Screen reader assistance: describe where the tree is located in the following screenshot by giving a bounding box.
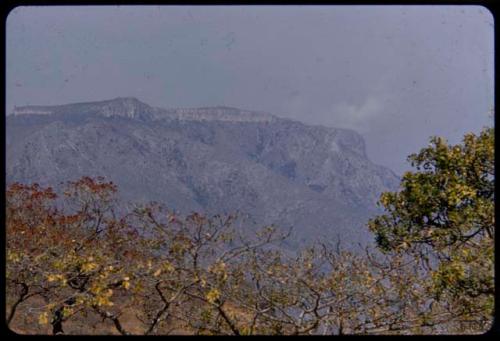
[368,126,494,333]
[6,177,146,334]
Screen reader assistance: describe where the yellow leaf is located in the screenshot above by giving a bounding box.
[47,274,58,282]
[96,296,113,307]
[38,312,49,325]
[206,288,220,304]
[62,306,73,318]
[81,262,97,273]
[162,261,175,273]
[7,251,20,262]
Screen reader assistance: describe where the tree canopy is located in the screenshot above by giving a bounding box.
[368,126,494,331]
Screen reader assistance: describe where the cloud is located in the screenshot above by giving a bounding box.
[330,95,385,132]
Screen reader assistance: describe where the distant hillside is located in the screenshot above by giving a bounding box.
[6,97,400,250]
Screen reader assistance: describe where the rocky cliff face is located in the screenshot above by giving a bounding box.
[7,97,400,250]
[13,98,276,123]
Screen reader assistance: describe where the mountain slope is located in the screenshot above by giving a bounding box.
[6,97,400,249]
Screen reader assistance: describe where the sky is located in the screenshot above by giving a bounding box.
[6,5,494,175]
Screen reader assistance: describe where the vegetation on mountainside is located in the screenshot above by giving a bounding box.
[6,127,494,334]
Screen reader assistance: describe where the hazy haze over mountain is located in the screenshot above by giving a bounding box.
[6,5,494,175]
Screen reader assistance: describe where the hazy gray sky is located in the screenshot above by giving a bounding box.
[6,5,494,174]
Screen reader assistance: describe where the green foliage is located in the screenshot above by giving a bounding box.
[368,126,494,331]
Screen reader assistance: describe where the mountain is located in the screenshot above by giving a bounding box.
[6,97,400,250]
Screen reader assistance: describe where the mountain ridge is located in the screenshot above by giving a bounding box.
[10,97,374,158]
[11,97,278,123]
